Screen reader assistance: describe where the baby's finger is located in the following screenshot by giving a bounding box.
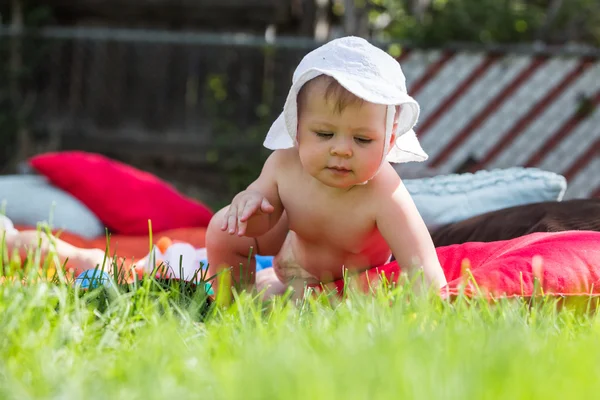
[221,206,235,230]
[237,200,248,217]
[220,210,230,231]
[237,219,247,236]
[260,198,274,213]
[239,199,260,222]
[226,209,238,234]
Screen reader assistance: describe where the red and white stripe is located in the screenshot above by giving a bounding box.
[494,63,600,169]
[422,54,538,168]
[536,98,600,174]
[400,50,600,199]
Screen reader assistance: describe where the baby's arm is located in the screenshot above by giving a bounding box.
[375,180,447,293]
[223,151,284,237]
[3,229,112,278]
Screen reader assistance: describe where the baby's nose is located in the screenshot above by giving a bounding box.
[330,139,353,157]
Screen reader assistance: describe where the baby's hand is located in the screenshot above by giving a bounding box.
[221,190,275,236]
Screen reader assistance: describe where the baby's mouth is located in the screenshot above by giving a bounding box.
[327,166,352,173]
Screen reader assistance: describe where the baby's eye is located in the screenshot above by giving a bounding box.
[354,137,372,144]
[315,132,333,138]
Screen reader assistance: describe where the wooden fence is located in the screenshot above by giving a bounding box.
[1,27,598,206]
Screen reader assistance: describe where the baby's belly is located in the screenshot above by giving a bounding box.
[272,231,391,285]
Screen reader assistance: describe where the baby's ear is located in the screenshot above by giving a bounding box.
[388,128,397,151]
[388,118,398,149]
[388,105,401,149]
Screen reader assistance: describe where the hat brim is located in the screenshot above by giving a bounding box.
[263,69,428,163]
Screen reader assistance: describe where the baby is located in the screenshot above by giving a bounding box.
[0,215,170,283]
[206,36,447,298]
[0,215,113,279]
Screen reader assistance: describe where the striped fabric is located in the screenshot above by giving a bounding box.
[399,50,600,199]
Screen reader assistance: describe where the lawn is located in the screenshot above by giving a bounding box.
[1,242,599,400]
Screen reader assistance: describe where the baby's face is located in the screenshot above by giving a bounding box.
[296,80,389,189]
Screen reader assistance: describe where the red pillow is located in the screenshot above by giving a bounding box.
[439,231,600,299]
[313,231,600,299]
[29,151,213,235]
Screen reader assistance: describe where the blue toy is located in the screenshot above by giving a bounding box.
[75,269,112,289]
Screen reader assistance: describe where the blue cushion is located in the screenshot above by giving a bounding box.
[403,167,567,230]
[0,175,105,239]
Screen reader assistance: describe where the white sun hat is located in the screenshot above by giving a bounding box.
[263,36,428,164]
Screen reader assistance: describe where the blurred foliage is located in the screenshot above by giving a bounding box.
[1,0,598,205]
[0,3,53,171]
[338,0,600,46]
[202,68,274,208]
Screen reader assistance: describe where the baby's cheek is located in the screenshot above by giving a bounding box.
[298,145,313,160]
[364,148,384,171]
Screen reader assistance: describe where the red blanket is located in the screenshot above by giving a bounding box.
[312,231,600,299]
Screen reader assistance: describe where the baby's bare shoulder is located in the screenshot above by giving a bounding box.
[266,148,299,169]
[365,165,402,198]
[265,149,303,197]
[365,165,420,223]
[261,149,299,178]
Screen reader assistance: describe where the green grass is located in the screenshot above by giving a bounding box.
[1,242,600,399]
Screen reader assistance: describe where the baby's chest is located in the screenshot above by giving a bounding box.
[283,196,375,248]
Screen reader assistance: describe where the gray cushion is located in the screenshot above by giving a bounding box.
[402,167,567,230]
[0,175,105,239]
